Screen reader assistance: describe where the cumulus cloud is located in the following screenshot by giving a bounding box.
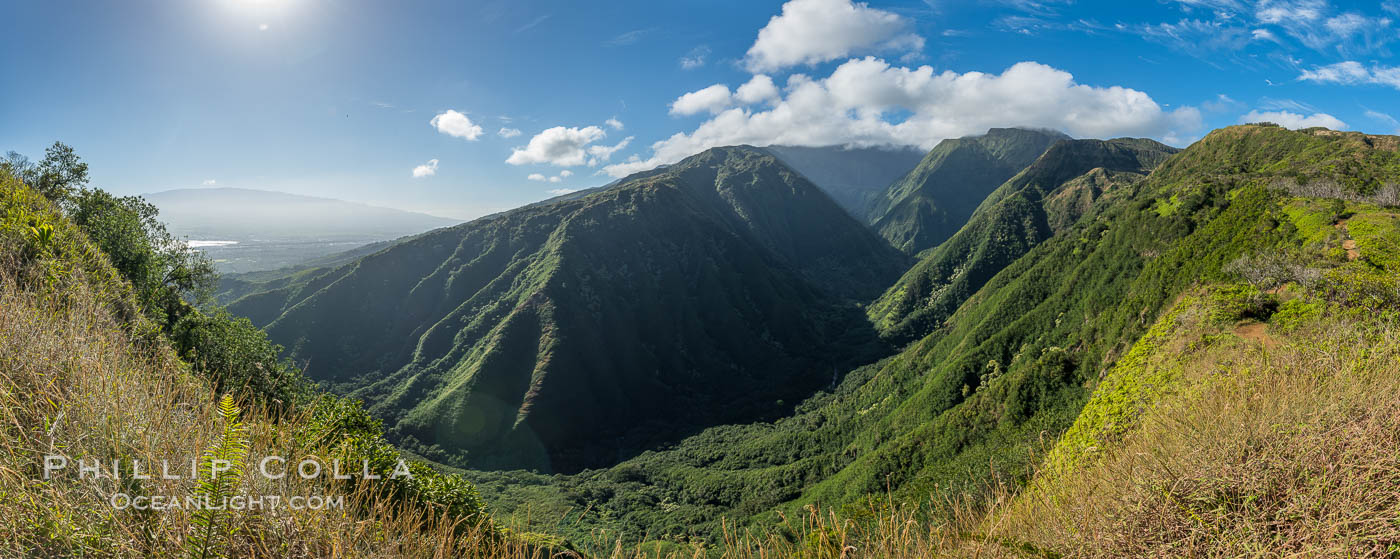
[412,159,440,178]
[605,58,1203,177]
[498,127,522,138]
[1299,61,1400,89]
[549,175,562,183]
[202,179,217,186]
[559,169,574,177]
[743,0,925,72]
[527,173,547,181]
[430,110,484,140]
[506,126,608,166]
[736,75,780,104]
[1239,109,1346,129]
[670,84,734,116]
[605,118,624,130]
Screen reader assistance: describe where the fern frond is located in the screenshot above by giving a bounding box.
[187,395,248,559]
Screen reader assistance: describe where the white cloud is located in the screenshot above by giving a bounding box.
[1366,110,1400,133]
[559,169,574,177]
[506,126,607,166]
[1170,0,1247,13]
[1239,109,1346,129]
[430,110,484,140]
[549,175,562,183]
[1147,1,1396,59]
[1256,0,1325,25]
[527,173,547,181]
[1250,1,1396,53]
[605,58,1203,177]
[743,0,925,72]
[1299,61,1400,89]
[680,45,710,69]
[412,159,440,178]
[1134,18,1254,55]
[202,179,217,186]
[498,127,522,138]
[586,136,634,164]
[1201,93,1244,112]
[546,188,581,196]
[735,75,780,105]
[605,118,624,130]
[670,84,734,116]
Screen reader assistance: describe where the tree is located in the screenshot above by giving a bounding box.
[65,188,215,329]
[33,142,89,201]
[2,142,89,202]
[1,151,35,180]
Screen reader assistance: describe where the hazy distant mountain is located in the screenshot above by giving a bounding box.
[145,188,461,272]
[145,187,460,240]
[762,145,924,218]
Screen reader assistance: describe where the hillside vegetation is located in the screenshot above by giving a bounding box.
[226,146,908,473]
[0,164,536,557]
[868,128,1068,254]
[464,125,1400,553]
[22,123,1400,558]
[985,191,1400,555]
[870,137,1179,342]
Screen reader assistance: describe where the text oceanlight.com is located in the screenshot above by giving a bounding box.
[110,493,345,511]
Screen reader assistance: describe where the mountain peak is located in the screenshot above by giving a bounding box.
[981,127,1071,140]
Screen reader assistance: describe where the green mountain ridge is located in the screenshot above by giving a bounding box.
[228,146,908,473]
[868,127,1070,254]
[464,124,1400,548]
[869,137,1180,342]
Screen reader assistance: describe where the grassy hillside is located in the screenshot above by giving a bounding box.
[467,125,1400,550]
[868,128,1069,254]
[0,169,532,557]
[227,146,909,473]
[984,195,1400,554]
[869,137,1179,342]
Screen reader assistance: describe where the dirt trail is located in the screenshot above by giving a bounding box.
[1335,219,1360,261]
[1234,322,1277,348]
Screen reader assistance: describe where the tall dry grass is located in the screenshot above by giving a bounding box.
[0,259,525,557]
[988,312,1400,557]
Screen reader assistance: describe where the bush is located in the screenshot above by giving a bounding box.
[170,308,312,408]
[66,187,216,330]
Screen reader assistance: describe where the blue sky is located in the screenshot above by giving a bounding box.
[2,0,1398,219]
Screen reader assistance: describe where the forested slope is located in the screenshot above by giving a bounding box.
[870,137,1179,342]
[470,125,1400,551]
[228,146,909,473]
[867,128,1068,254]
